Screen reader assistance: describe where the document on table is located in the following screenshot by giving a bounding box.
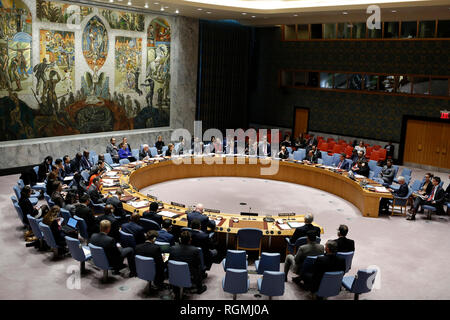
[278,223,291,230]
[105,171,118,177]
[288,222,304,228]
[63,176,74,182]
[374,187,390,193]
[102,179,117,187]
[128,200,149,208]
[354,174,366,179]
[157,211,179,218]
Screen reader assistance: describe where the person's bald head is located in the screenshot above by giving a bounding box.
[195,204,204,213]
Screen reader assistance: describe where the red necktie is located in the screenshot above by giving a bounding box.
[338,161,343,168]
[427,187,435,201]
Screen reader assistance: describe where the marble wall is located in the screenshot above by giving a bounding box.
[0,2,197,169]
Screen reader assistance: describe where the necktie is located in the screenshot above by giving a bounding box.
[338,161,343,168]
[427,187,435,201]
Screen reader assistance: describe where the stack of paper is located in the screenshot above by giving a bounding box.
[276,219,285,224]
[288,222,304,228]
[63,176,74,181]
[374,186,390,193]
[102,179,117,187]
[354,174,366,179]
[158,211,179,218]
[278,223,291,230]
[128,201,149,208]
[105,171,118,177]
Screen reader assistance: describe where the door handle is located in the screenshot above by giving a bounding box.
[418,144,422,151]
[436,147,440,154]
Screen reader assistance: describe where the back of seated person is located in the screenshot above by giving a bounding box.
[143,201,163,226]
[105,188,126,218]
[90,220,136,277]
[157,219,175,245]
[332,224,355,252]
[190,219,217,270]
[121,213,146,245]
[305,240,346,294]
[87,177,105,204]
[135,230,165,288]
[187,204,216,232]
[51,181,65,208]
[169,231,206,295]
[291,213,321,243]
[37,156,53,183]
[96,204,121,241]
[75,194,99,237]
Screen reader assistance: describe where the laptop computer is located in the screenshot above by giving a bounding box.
[67,217,78,229]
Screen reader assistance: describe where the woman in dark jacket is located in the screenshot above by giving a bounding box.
[37,156,53,182]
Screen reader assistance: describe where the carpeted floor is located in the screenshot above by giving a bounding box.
[0,166,449,300]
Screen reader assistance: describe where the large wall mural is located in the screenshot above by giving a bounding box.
[0,0,171,142]
[100,9,145,32]
[146,17,170,109]
[36,0,93,24]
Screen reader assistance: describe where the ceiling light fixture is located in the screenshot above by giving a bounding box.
[343,12,348,15]
[197,8,203,11]
[144,3,148,8]
[127,1,131,5]
[242,12,247,15]
[160,7,164,11]
[206,11,211,14]
[293,14,298,17]
[391,10,397,13]
[175,9,179,14]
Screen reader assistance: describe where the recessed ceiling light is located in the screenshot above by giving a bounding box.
[242,12,247,15]
[391,10,397,13]
[251,16,256,18]
[164,6,169,8]
[154,2,159,4]
[109,0,114,3]
[206,11,211,14]
[127,1,131,5]
[293,14,298,17]
[144,3,148,8]
[175,9,179,14]
[197,8,203,11]
[160,7,164,11]
[343,12,348,15]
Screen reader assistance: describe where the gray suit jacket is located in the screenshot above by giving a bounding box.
[380,166,395,184]
[294,242,324,273]
[106,143,119,159]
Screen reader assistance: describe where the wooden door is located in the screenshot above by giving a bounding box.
[404,119,450,169]
[439,123,450,169]
[294,108,309,138]
[404,120,426,164]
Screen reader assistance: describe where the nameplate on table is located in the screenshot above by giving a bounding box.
[170,202,186,208]
[278,212,295,217]
[205,208,220,213]
[158,211,179,218]
[147,194,158,200]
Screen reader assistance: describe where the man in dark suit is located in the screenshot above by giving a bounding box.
[88,177,105,204]
[407,176,446,220]
[190,219,217,270]
[90,220,136,277]
[51,181,65,208]
[379,159,395,185]
[303,150,318,164]
[63,155,74,176]
[291,213,321,244]
[37,156,53,182]
[121,213,146,245]
[334,153,350,171]
[187,204,216,233]
[169,231,207,297]
[105,188,126,219]
[96,204,121,241]
[385,141,395,160]
[135,230,165,288]
[70,153,83,173]
[379,176,409,214]
[306,134,318,148]
[284,230,324,282]
[143,202,163,226]
[139,144,152,160]
[75,194,99,237]
[106,137,120,163]
[157,219,175,245]
[332,224,355,252]
[304,240,346,295]
[80,150,93,171]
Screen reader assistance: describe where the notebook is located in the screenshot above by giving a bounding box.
[288,222,304,228]
[158,211,179,218]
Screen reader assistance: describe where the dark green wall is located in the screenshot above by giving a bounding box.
[248,27,450,142]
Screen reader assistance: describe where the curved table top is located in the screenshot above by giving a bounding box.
[100,155,392,236]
